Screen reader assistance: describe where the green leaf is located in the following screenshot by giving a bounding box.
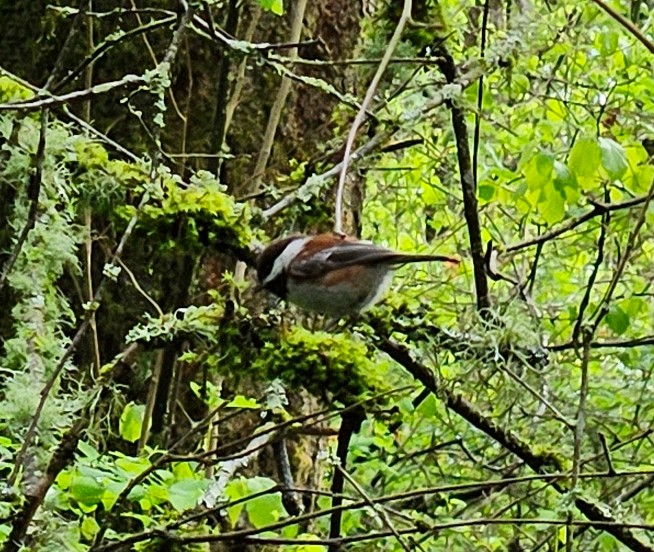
[259,0,284,15]
[246,492,286,528]
[70,474,105,506]
[478,183,496,201]
[114,455,151,474]
[294,534,327,551]
[606,305,630,335]
[226,395,260,409]
[225,478,248,526]
[80,516,100,540]
[168,479,208,512]
[522,153,568,224]
[553,161,577,190]
[100,479,125,510]
[539,186,566,224]
[416,394,438,417]
[172,461,197,480]
[569,135,601,178]
[623,145,652,192]
[77,441,100,461]
[598,30,619,55]
[545,99,566,122]
[228,477,287,529]
[119,402,145,443]
[524,151,554,189]
[599,138,628,180]
[142,483,169,510]
[121,512,154,529]
[421,180,442,205]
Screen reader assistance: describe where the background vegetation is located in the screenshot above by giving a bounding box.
[1,0,654,550]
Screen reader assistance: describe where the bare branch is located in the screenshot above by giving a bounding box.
[505,194,648,253]
[376,338,654,551]
[249,0,309,191]
[334,0,412,234]
[588,0,654,55]
[0,74,146,112]
[435,45,491,313]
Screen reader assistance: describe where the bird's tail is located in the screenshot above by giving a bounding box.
[386,253,460,265]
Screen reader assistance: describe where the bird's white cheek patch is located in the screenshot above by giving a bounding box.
[263,237,310,285]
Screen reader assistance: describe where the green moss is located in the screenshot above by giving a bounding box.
[134,170,254,253]
[213,317,375,404]
[0,76,33,102]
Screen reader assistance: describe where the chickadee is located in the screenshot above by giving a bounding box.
[256,233,458,317]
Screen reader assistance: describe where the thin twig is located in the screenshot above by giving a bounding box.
[328,407,366,551]
[572,191,610,344]
[0,111,49,295]
[566,330,592,551]
[376,338,653,551]
[472,0,491,187]
[2,343,140,552]
[223,4,261,136]
[336,465,414,552]
[207,0,240,175]
[91,468,654,552]
[505,194,648,253]
[591,177,654,333]
[334,0,413,235]
[262,64,484,219]
[0,74,146,112]
[588,0,654,55]
[53,15,176,92]
[114,257,165,317]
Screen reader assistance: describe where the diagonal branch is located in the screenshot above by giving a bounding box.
[376,337,654,552]
[328,407,366,551]
[591,176,654,334]
[505,194,647,254]
[588,0,654,55]
[0,74,146,112]
[262,64,484,220]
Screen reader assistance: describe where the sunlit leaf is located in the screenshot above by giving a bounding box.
[524,151,554,189]
[599,138,628,180]
[259,0,284,15]
[539,185,566,224]
[119,403,145,443]
[70,474,104,506]
[569,135,601,177]
[226,394,261,409]
[606,305,630,335]
[168,479,208,512]
[80,516,100,540]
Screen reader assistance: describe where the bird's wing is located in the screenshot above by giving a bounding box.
[288,241,405,279]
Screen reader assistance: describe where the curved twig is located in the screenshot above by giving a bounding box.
[334,0,413,234]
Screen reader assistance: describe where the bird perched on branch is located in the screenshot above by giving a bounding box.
[256,233,458,317]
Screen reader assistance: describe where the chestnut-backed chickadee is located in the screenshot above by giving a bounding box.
[256,233,458,317]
